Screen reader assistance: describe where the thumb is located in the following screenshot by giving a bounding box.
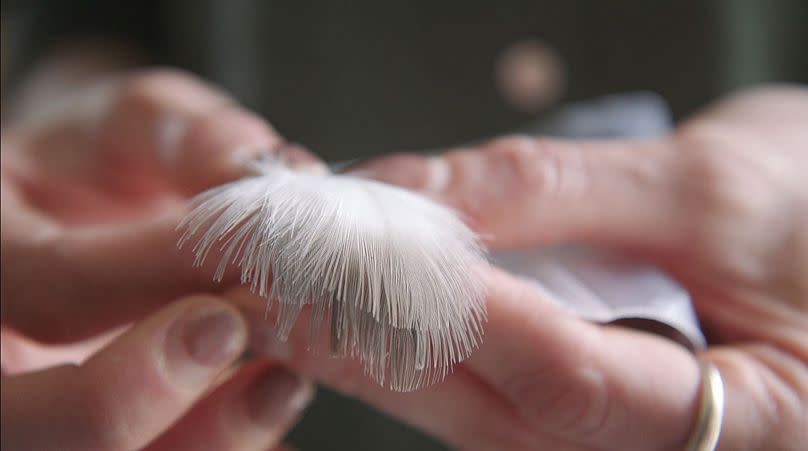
[350,135,685,251]
[1,296,247,451]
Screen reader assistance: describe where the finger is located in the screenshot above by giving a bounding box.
[98,69,325,192]
[145,361,314,451]
[2,70,327,343]
[18,68,325,196]
[463,266,703,450]
[349,136,685,250]
[700,344,808,451]
[229,289,556,451]
[234,265,705,451]
[1,296,247,451]
[2,206,236,342]
[0,326,123,375]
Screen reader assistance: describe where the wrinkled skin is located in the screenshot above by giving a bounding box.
[330,86,808,450]
[2,66,806,451]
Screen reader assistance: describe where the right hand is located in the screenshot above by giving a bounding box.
[238,86,808,450]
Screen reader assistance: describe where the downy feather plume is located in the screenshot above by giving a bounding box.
[177,161,487,391]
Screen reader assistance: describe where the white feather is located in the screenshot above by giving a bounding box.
[177,163,487,391]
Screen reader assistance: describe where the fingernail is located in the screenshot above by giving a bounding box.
[287,158,330,176]
[349,153,449,193]
[166,306,246,385]
[247,367,314,426]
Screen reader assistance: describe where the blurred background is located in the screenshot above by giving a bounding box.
[2,1,806,449]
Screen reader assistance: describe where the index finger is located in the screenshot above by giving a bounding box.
[349,136,684,251]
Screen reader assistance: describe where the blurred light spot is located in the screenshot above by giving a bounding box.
[496,39,566,112]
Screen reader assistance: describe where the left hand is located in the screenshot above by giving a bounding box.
[2,68,322,451]
[2,295,312,451]
[1,68,322,346]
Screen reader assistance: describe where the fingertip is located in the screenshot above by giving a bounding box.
[174,107,284,190]
[174,111,330,191]
[283,143,330,176]
[1,296,249,451]
[245,366,314,428]
[161,296,248,387]
[480,265,567,316]
[80,295,249,417]
[347,152,437,191]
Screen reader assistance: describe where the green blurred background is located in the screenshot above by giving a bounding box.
[2,1,806,449]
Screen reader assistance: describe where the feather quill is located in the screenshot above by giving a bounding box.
[177,161,487,391]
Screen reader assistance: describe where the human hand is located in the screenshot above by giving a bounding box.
[2,295,313,450]
[1,69,323,450]
[1,68,324,345]
[236,86,807,450]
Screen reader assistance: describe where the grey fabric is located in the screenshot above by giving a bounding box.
[499,93,705,350]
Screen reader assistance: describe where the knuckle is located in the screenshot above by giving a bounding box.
[680,151,737,213]
[485,135,570,201]
[673,126,777,260]
[674,124,758,218]
[674,122,807,288]
[448,183,487,231]
[445,135,579,240]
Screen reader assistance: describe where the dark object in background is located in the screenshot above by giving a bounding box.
[5,1,806,162]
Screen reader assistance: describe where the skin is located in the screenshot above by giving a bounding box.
[1,67,806,450]
[240,86,808,450]
[1,69,320,451]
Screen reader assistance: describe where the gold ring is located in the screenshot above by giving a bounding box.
[685,361,725,451]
